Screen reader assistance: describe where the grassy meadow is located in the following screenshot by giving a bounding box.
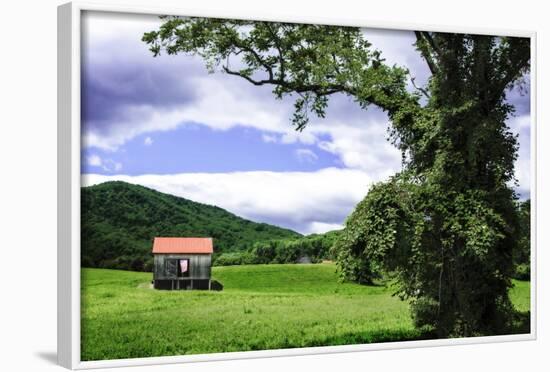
[81,263,530,361]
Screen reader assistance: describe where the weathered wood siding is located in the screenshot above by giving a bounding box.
[153,253,211,280]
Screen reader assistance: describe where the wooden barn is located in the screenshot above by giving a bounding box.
[152,237,213,290]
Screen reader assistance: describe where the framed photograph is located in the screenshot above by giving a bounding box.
[58,1,536,369]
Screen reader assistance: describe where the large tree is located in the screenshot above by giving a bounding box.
[143,19,530,337]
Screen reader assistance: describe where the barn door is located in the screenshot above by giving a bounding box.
[165,259,178,278]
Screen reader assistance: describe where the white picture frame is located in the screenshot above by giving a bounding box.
[57,1,537,369]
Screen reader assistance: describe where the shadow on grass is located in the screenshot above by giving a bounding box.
[245,329,432,351]
[298,311,531,349]
[309,329,432,348]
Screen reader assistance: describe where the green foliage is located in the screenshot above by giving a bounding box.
[332,181,408,285]
[514,263,530,281]
[212,251,256,266]
[143,21,530,338]
[513,199,531,280]
[213,230,340,266]
[142,18,413,131]
[81,181,301,271]
[336,173,521,336]
[81,266,530,360]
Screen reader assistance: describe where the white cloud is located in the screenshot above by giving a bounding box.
[88,158,122,173]
[86,154,121,172]
[312,118,401,180]
[280,130,317,145]
[507,114,531,198]
[81,167,373,234]
[514,156,530,198]
[82,75,295,151]
[307,222,344,234]
[362,28,431,90]
[261,134,278,143]
[82,10,162,51]
[87,154,102,167]
[509,114,531,131]
[144,136,153,146]
[295,148,318,163]
[83,105,191,151]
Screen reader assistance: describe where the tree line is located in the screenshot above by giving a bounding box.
[213,230,340,266]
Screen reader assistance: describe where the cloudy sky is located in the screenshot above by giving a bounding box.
[81,11,531,235]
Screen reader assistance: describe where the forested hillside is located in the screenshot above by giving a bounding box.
[81,181,301,270]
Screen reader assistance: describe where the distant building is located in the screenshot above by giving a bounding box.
[297,255,312,264]
[152,237,213,290]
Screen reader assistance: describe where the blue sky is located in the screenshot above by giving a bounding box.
[83,125,341,174]
[81,11,531,234]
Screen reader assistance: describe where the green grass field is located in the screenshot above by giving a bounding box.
[81,264,530,361]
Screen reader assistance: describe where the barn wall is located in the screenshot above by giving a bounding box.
[153,254,211,280]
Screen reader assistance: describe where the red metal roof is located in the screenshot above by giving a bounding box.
[152,237,213,254]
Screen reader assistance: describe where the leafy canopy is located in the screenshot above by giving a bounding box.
[143,18,416,131]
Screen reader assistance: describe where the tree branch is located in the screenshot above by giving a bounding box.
[265,23,286,79]
[414,31,438,75]
[420,32,441,57]
[222,65,354,97]
[490,38,530,104]
[411,77,430,98]
[222,66,275,86]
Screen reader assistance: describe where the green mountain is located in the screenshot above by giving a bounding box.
[81,181,301,271]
